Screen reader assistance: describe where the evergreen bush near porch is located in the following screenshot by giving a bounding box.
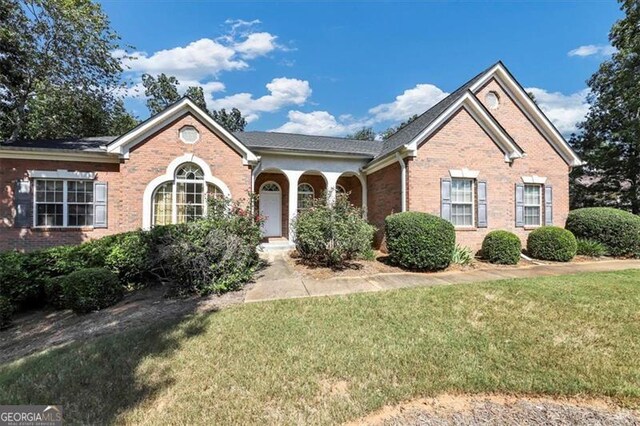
[292,193,375,267]
[527,226,577,262]
[481,230,522,265]
[566,207,640,257]
[385,212,455,270]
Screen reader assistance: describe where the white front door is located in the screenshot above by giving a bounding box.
[259,183,282,237]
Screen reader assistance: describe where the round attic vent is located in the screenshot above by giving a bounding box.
[485,91,500,110]
[179,125,199,144]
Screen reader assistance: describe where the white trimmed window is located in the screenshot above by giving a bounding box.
[451,178,474,227]
[152,163,223,226]
[297,183,315,210]
[34,179,94,227]
[524,184,542,226]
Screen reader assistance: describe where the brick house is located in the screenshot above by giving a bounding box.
[0,62,582,252]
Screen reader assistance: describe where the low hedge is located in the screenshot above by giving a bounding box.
[0,296,13,329]
[566,207,640,257]
[527,226,577,262]
[61,268,123,314]
[385,212,455,270]
[482,230,521,265]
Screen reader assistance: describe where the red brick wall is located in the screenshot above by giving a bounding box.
[337,175,363,208]
[0,112,251,251]
[407,82,570,252]
[367,161,402,248]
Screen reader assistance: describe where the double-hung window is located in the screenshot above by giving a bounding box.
[451,178,474,227]
[524,184,542,226]
[35,179,94,227]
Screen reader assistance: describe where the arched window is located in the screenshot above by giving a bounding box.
[336,184,346,194]
[297,183,315,210]
[152,163,223,226]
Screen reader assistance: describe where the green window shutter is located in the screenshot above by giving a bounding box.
[94,182,108,228]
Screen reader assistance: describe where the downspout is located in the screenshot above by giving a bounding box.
[395,152,406,212]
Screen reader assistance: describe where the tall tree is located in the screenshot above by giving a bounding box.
[0,0,126,141]
[184,86,209,114]
[571,0,640,213]
[381,114,419,140]
[142,73,181,115]
[346,127,376,141]
[210,108,247,132]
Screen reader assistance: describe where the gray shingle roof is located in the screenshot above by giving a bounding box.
[1,136,115,152]
[235,131,384,157]
[376,62,499,160]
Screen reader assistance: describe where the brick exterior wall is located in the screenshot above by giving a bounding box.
[367,161,403,248]
[0,112,251,251]
[406,80,570,252]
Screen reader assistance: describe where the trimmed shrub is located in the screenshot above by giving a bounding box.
[576,238,607,257]
[481,230,522,265]
[0,250,48,309]
[292,194,375,267]
[385,212,455,270]
[44,276,67,309]
[527,226,577,262]
[61,268,123,314]
[566,207,640,257]
[0,296,13,329]
[451,244,473,266]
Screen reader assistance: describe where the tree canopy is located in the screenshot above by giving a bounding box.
[346,127,376,141]
[570,0,640,213]
[0,0,137,141]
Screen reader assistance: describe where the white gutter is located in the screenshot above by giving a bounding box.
[395,152,407,212]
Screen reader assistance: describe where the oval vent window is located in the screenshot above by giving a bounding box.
[485,91,500,110]
[179,126,199,144]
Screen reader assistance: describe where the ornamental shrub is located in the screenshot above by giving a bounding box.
[292,194,375,267]
[61,268,123,314]
[385,212,455,270]
[527,226,577,262]
[576,238,607,257]
[44,276,67,309]
[0,296,13,329]
[481,230,522,265]
[566,207,640,257]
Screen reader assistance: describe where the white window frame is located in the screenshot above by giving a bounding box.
[523,184,543,227]
[451,178,475,228]
[297,183,315,211]
[33,179,95,228]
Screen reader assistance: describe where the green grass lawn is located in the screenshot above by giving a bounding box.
[1,270,640,424]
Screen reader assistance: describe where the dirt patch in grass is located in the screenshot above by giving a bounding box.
[351,394,640,425]
[0,283,249,365]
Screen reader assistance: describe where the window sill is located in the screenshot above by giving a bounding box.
[523,225,542,230]
[31,226,95,232]
[454,227,477,232]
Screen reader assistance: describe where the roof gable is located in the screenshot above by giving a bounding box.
[106,98,259,165]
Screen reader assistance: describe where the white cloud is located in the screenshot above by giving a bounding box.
[568,44,616,57]
[210,77,312,122]
[369,84,448,122]
[234,32,279,59]
[526,87,590,136]
[270,110,367,136]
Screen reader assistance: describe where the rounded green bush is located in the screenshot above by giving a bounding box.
[44,276,67,309]
[481,230,522,265]
[527,226,577,262]
[385,212,455,270]
[61,268,123,314]
[566,207,640,257]
[0,295,13,329]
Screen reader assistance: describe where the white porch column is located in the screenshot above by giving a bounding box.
[358,172,368,219]
[283,170,303,241]
[323,172,342,205]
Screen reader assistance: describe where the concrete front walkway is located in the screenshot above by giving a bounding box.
[245,253,640,303]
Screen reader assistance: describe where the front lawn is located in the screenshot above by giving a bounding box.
[1,270,640,424]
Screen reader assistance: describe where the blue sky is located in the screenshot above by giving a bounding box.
[101,0,622,137]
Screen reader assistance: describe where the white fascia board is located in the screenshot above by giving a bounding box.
[107,98,259,164]
[29,170,96,180]
[469,63,583,167]
[0,148,120,163]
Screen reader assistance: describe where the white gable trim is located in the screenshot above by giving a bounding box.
[404,91,524,162]
[469,63,583,167]
[107,98,259,165]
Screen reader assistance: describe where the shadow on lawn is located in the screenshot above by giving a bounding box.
[0,305,215,424]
